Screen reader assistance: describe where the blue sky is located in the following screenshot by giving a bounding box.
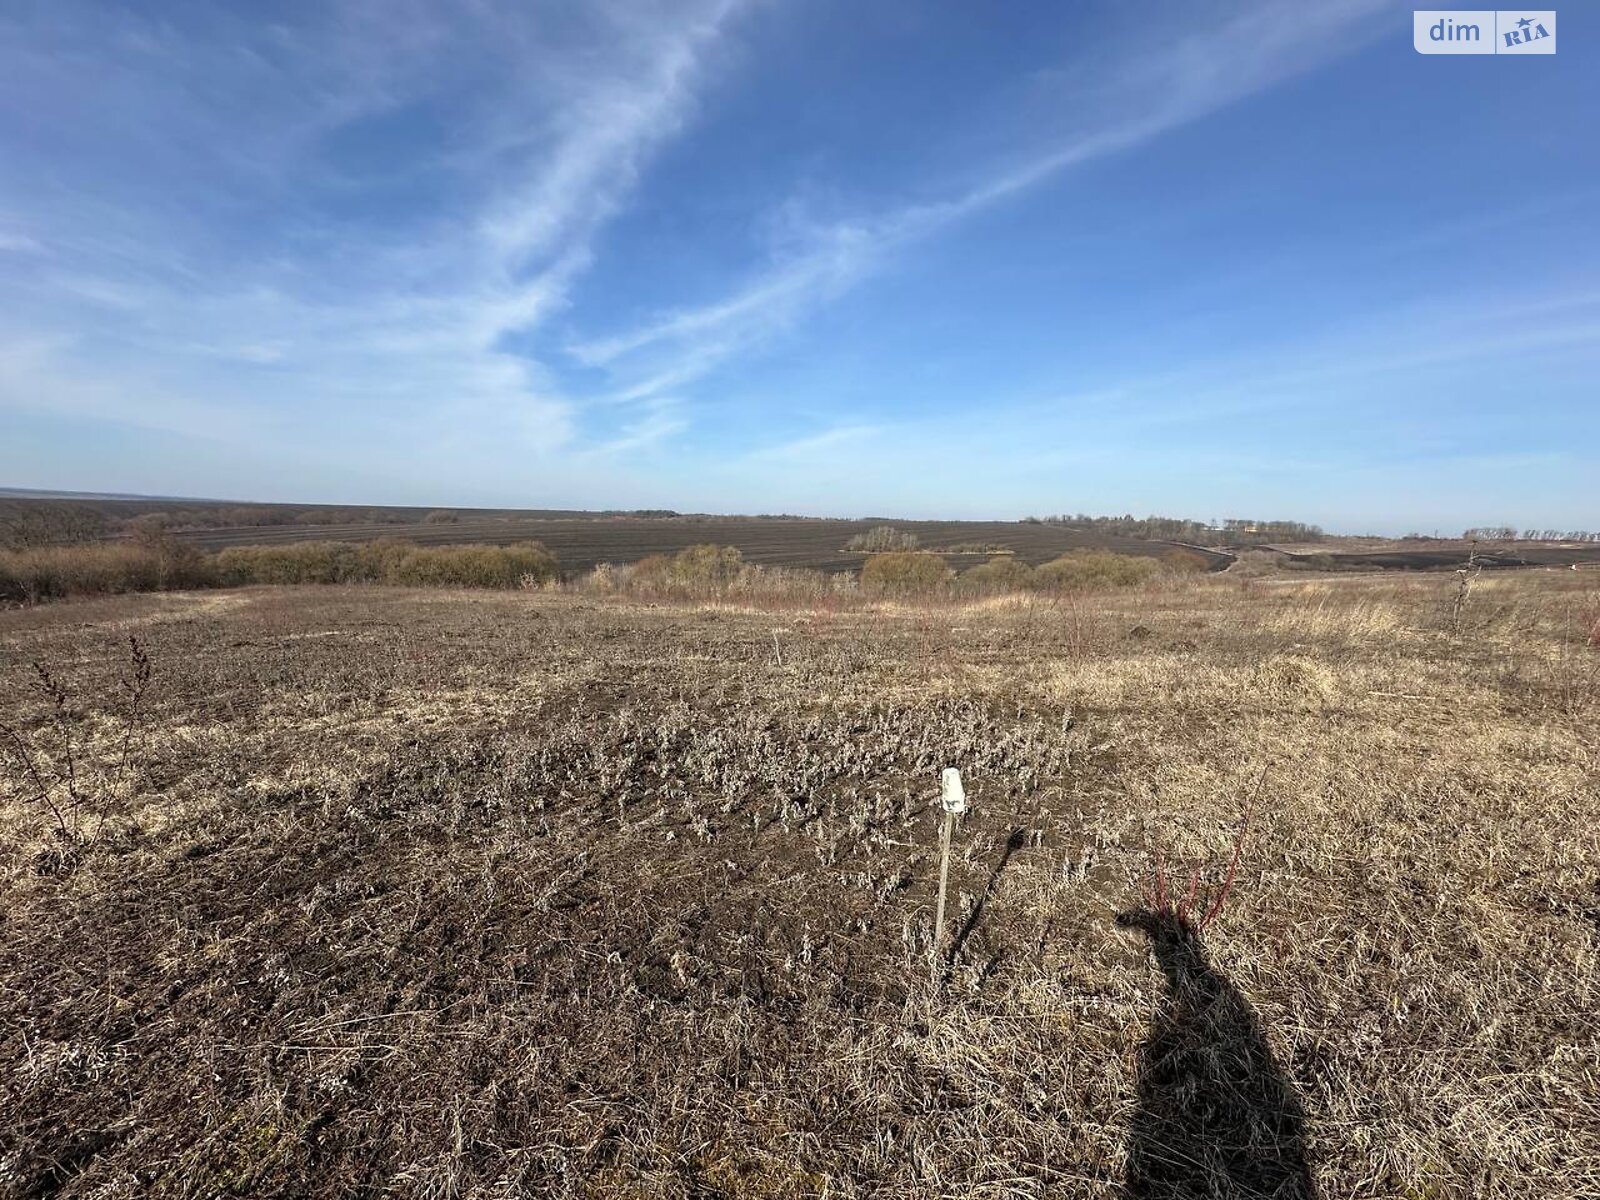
[1,1,1595,532]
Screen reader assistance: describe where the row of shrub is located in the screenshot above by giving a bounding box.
[212,540,558,589]
[860,549,1175,597]
[573,544,1186,605]
[2,538,1188,607]
[0,543,214,604]
[0,539,559,604]
[583,545,854,605]
[845,524,920,552]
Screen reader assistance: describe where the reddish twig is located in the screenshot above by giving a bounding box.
[1139,777,1260,933]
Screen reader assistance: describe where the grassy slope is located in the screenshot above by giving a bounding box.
[1,574,1596,1197]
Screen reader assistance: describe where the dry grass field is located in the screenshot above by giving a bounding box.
[1,571,1597,1197]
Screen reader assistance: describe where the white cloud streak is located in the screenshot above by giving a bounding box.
[0,0,748,484]
[573,0,1392,404]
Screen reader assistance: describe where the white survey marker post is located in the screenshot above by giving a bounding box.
[940,767,967,815]
[932,768,966,980]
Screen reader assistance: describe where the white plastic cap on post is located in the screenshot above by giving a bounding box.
[940,767,967,815]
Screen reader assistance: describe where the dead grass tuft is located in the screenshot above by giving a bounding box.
[1252,654,1338,706]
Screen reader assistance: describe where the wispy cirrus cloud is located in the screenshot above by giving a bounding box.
[572,0,1391,408]
[580,396,692,459]
[0,0,748,488]
[743,423,882,462]
[1013,284,1600,436]
[726,282,1600,485]
[7,0,1589,530]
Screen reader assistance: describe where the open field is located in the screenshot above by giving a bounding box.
[1267,542,1600,572]
[2,572,1598,1196]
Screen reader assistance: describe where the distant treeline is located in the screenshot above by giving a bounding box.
[1025,513,1326,546]
[1462,526,1600,543]
[0,499,851,552]
[0,499,433,546]
[0,502,112,549]
[0,538,559,604]
[0,500,436,548]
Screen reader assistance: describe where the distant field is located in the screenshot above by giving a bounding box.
[20,493,1600,577]
[2,496,1235,575]
[170,516,1232,575]
[1268,542,1600,571]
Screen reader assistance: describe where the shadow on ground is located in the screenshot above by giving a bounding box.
[1116,910,1317,1199]
[946,825,1029,969]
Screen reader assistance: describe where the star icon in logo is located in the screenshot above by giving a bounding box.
[1517,16,1534,29]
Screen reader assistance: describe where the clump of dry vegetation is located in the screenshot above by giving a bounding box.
[860,549,956,597]
[1034,549,1168,589]
[846,524,920,552]
[870,548,1191,600]
[0,500,111,550]
[587,544,855,608]
[0,541,213,604]
[957,553,1035,594]
[215,540,560,589]
[0,569,1597,1197]
[577,543,1188,609]
[0,636,151,874]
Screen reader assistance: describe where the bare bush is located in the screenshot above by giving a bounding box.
[0,543,213,603]
[0,501,110,550]
[670,543,745,594]
[389,543,558,589]
[1162,547,1216,574]
[958,554,1034,594]
[860,551,954,598]
[211,540,560,589]
[1451,542,1483,635]
[596,545,844,608]
[1033,550,1163,591]
[846,524,920,552]
[0,636,151,867]
[584,562,620,594]
[1126,792,1254,934]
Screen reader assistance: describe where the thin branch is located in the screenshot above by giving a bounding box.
[0,720,70,841]
[1196,781,1259,932]
[90,636,152,846]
